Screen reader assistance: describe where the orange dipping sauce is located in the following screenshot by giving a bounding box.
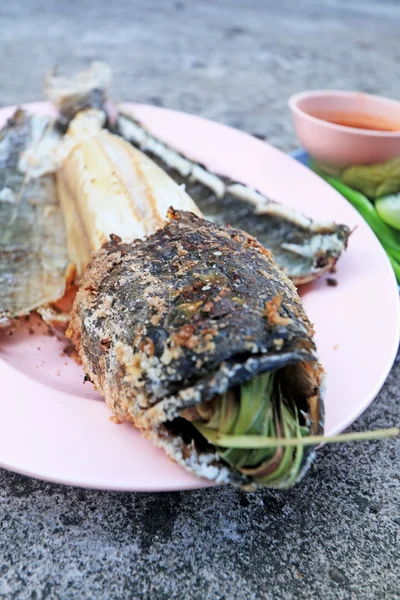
[307,110,400,132]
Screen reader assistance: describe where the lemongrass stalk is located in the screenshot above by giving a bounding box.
[194,424,399,448]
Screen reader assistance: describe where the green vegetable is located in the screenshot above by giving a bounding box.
[376,193,400,231]
[193,371,309,489]
[194,426,399,448]
[312,165,400,283]
[342,158,400,199]
[192,370,398,488]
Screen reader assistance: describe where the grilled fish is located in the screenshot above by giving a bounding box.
[56,110,201,280]
[117,110,350,285]
[0,109,69,329]
[60,119,324,488]
[0,62,113,329]
[68,210,324,488]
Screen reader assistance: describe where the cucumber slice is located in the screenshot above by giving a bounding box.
[376,194,400,231]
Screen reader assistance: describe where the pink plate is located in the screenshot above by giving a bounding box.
[0,102,399,491]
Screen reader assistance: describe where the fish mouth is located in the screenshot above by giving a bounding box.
[288,253,342,286]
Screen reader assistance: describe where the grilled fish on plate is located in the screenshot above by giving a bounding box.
[117,109,350,285]
[0,62,112,330]
[0,109,69,330]
[0,61,350,332]
[59,115,324,489]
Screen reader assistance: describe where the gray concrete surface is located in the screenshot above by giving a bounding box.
[0,1,399,599]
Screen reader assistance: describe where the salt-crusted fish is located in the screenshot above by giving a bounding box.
[117,111,350,285]
[59,118,324,488]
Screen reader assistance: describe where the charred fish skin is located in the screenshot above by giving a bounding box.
[0,110,70,327]
[117,111,350,285]
[68,210,324,487]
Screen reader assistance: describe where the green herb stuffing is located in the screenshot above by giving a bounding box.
[193,372,309,489]
[192,371,399,488]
